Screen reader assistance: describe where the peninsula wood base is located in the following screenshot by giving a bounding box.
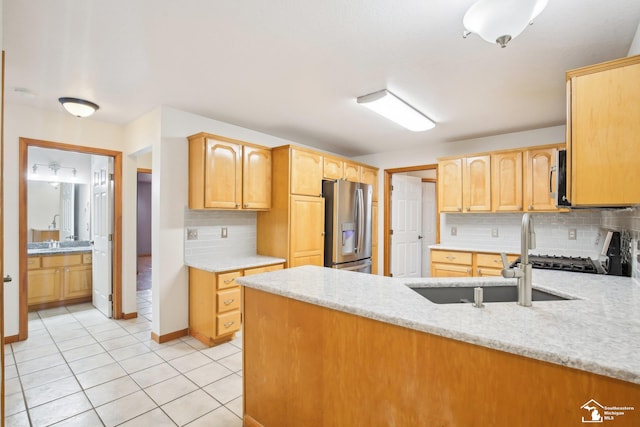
[243,287,640,427]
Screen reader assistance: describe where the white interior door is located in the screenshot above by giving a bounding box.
[391,175,423,278]
[91,155,114,318]
[422,182,437,277]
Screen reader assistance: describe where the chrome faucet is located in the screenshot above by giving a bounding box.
[51,214,60,229]
[501,213,536,307]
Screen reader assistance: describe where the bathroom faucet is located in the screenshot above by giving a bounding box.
[51,214,60,229]
[501,213,536,307]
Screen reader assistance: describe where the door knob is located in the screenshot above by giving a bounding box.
[418,235,423,239]
[4,275,12,283]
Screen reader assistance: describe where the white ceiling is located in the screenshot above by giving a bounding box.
[4,1,640,157]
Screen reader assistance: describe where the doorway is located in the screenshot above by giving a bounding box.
[383,164,438,277]
[18,137,123,341]
[136,169,152,321]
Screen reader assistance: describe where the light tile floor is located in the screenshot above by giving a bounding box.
[4,290,243,426]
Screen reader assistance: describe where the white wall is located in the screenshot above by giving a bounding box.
[628,20,640,56]
[3,104,126,336]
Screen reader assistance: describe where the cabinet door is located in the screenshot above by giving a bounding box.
[431,263,472,278]
[243,146,272,209]
[569,60,640,206]
[343,162,360,182]
[63,265,92,299]
[291,149,323,196]
[463,155,491,212]
[491,151,523,212]
[204,139,242,209]
[360,166,378,202]
[28,268,61,305]
[290,195,324,267]
[525,147,558,211]
[323,156,343,180]
[438,159,463,212]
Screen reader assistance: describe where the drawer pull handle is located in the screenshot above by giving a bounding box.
[445,256,455,260]
[223,299,235,305]
[223,278,235,284]
[224,321,235,328]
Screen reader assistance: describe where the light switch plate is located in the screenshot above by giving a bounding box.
[221,227,228,238]
[187,228,198,240]
[568,229,577,240]
[451,226,457,237]
[491,228,499,238]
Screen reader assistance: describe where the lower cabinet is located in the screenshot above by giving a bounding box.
[431,249,518,278]
[27,253,92,308]
[189,263,284,347]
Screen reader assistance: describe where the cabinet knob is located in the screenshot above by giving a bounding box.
[244,204,249,208]
[457,207,462,212]
[223,321,235,328]
[517,206,522,210]
[528,205,534,210]
[235,204,240,208]
[465,207,470,212]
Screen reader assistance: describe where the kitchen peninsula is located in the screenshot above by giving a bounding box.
[238,266,640,426]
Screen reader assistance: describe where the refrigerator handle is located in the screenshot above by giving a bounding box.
[356,188,364,254]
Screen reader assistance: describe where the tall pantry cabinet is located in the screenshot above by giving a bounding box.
[257,146,325,268]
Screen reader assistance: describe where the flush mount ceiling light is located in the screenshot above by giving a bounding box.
[58,97,100,118]
[356,89,435,132]
[463,0,548,48]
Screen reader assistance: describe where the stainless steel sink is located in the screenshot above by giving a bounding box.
[411,285,570,304]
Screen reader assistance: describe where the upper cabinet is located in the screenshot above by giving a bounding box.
[323,156,343,180]
[360,166,378,202]
[491,151,523,212]
[343,161,360,182]
[438,144,565,214]
[462,155,491,212]
[291,148,323,197]
[188,133,271,210]
[566,55,640,206]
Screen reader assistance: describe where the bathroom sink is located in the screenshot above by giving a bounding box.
[410,285,570,304]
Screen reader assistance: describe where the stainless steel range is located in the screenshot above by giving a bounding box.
[510,255,599,274]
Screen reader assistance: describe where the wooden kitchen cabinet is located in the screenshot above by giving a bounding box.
[343,161,360,182]
[27,253,92,309]
[291,148,323,197]
[188,133,271,210]
[323,156,344,180]
[189,263,284,347]
[463,155,491,212]
[438,158,463,212]
[475,252,519,277]
[524,146,561,211]
[431,249,518,278]
[289,195,325,267]
[566,55,640,206]
[430,250,473,277]
[491,151,523,212]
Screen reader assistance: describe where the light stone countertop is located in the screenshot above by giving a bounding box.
[27,247,92,256]
[185,254,286,273]
[237,265,640,385]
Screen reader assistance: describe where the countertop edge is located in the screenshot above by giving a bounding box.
[185,255,286,273]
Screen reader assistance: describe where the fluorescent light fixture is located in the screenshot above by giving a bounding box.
[58,97,100,118]
[463,0,548,48]
[357,89,435,131]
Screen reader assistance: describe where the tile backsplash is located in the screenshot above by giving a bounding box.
[441,208,640,279]
[184,209,257,258]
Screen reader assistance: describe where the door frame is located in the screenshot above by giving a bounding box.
[18,137,123,341]
[383,164,438,277]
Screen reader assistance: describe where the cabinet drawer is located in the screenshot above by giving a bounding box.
[244,263,284,276]
[217,288,241,313]
[475,253,518,269]
[217,271,242,290]
[431,263,472,277]
[82,253,93,264]
[27,257,41,270]
[41,254,82,268]
[431,250,472,265]
[217,311,241,336]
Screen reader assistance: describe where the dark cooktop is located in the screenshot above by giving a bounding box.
[510,255,598,274]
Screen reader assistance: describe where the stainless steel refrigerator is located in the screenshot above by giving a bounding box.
[323,179,373,273]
